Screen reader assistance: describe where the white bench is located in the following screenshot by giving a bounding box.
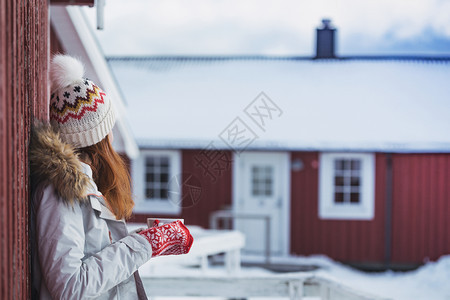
[129,224,245,274]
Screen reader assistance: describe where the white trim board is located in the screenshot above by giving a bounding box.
[318,152,375,220]
[132,149,182,215]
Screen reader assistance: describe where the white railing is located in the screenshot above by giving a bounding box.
[142,274,389,300]
[210,210,272,264]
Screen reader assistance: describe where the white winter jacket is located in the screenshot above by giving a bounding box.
[30,125,152,299]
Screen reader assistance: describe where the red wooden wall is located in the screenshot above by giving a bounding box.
[290,152,450,266]
[132,149,233,228]
[131,150,450,266]
[290,152,386,264]
[0,0,49,298]
[391,154,450,264]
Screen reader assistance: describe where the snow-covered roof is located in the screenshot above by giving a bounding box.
[108,56,450,152]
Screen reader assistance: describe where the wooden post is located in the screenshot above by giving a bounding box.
[289,280,303,300]
[265,215,271,265]
[0,0,49,299]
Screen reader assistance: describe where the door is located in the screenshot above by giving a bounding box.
[233,151,290,256]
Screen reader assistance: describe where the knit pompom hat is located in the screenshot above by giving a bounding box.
[49,55,115,148]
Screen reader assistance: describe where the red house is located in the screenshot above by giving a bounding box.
[108,26,450,269]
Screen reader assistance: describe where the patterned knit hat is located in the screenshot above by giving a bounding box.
[49,55,115,148]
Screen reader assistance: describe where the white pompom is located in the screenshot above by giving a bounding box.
[50,55,85,91]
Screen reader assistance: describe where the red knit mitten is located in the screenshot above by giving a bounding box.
[138,220,193,257]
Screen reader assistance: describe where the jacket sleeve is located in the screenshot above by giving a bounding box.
[35,185,152,299]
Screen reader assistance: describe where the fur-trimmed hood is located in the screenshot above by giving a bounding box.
[30,123,90,204]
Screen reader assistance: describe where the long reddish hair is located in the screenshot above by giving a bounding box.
[79,136,134,220]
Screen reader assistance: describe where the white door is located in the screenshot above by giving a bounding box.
[233,152,290,256]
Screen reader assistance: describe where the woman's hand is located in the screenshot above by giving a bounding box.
[138,220,193,257]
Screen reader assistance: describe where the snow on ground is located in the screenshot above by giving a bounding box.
[302,255,450,300]
[129,223,450,299]
[140,254,450,300]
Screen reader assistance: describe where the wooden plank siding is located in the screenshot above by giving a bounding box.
[290,152,386,264]
[0,0,49,299]
[131,149,233,228]
[391,154,450,264]
[290,152,450,266]
[131,150,450,266]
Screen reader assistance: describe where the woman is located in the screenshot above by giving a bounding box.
[30,55,193,299]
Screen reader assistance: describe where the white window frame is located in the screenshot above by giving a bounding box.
[132,149,182,215]
[318,152,375,220]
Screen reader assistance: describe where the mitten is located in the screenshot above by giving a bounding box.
[138,220,193,257]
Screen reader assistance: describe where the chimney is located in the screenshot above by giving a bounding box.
[315,19,336,59]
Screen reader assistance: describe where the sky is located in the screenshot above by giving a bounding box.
[83,0,450,56]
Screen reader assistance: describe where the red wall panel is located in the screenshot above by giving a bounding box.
[132,149,233,228]
[290,152,386,264]
[0,0,48,299]
[130,149,450,266]
[180,150,233,228]
[391,154,450,264]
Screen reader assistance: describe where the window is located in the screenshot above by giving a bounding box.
[132,150,181,214]
[334,159,361,204]
[145,156,170,200]
[251,165,273,196]
[319,153,375,220]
